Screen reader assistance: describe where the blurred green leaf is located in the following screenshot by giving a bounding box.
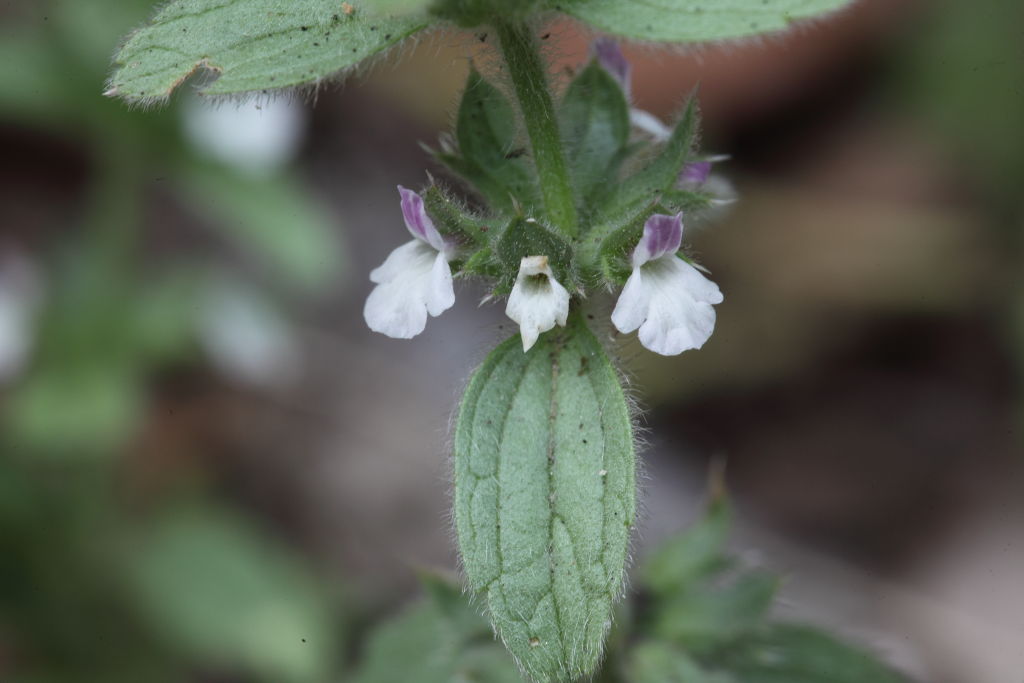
[898,0,1024,199]
[108,0,431,102]
[124,504,339,683]
[712,624,909,683]
[630,641,735,683]
[641,496,732,596]
[178,160,344,294]
[598,96,700,223]
[0,32,71,123]
[3,243,198,456]
[561,0,853,43]
[560,59,630,206]
[648,571,779,653]
[352,574,522,683]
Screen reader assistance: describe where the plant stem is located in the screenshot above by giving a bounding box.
[495,20,578,239]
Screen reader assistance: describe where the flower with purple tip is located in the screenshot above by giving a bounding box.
[611,212,723,355]
[363,186,457,339]
[592,37,631,96]
[592,37,673,141]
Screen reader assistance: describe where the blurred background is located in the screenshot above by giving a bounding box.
[0,0,1021,681]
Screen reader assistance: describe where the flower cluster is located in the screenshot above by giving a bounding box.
[364,191,722,354]
[362,39,727,356]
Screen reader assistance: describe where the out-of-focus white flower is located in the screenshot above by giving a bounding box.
[363,186,456,339]
[678,155,737,208]
[199,278,299,389]
[611,213,723,355]
[183,96,306,176]
[505,256,570,352]
[0,250,42,383]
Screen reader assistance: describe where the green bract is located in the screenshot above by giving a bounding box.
[438,68,537,214]
[559,59,631,205]
[453,315,635,682]
[107,0,428,102]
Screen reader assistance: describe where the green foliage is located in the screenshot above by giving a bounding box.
[353,496,910,683]
[1,7,348,677]
[439,68,537,213]
[570,98,702,284]
[627,497,910,683]
[3,245,199,456]
[629,642,733,683]
[452,315,636,682]
[561,0,854,43]
[108,0,430,102]
[124,505,340,683]
[352,574,522,683]
[714,624,909,683]
[107,0,855,103]
[597,96,700,223]
[178,161,343,294]
[641,496,731,595]
[559,60,631,205]
[431,0,546,26]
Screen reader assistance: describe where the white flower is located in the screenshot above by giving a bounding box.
[363,186,456,339]
[182,96,306,177]
[611,213,723,355]
[505,256,570,352]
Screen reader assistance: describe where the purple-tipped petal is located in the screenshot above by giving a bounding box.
[679,161,713,186]
[592,37,631,98]
[398,185,445,253]
[633,213,684,268]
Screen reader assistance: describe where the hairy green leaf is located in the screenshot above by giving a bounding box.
[453,316,636,682]
[108,1,430,102]
[444,68,536,212]
[559,59,630,208]
[561,0,853,43]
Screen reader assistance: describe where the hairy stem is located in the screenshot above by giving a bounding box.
[495,20,579,239]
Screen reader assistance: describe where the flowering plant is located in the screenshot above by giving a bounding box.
[105,2,907,682]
